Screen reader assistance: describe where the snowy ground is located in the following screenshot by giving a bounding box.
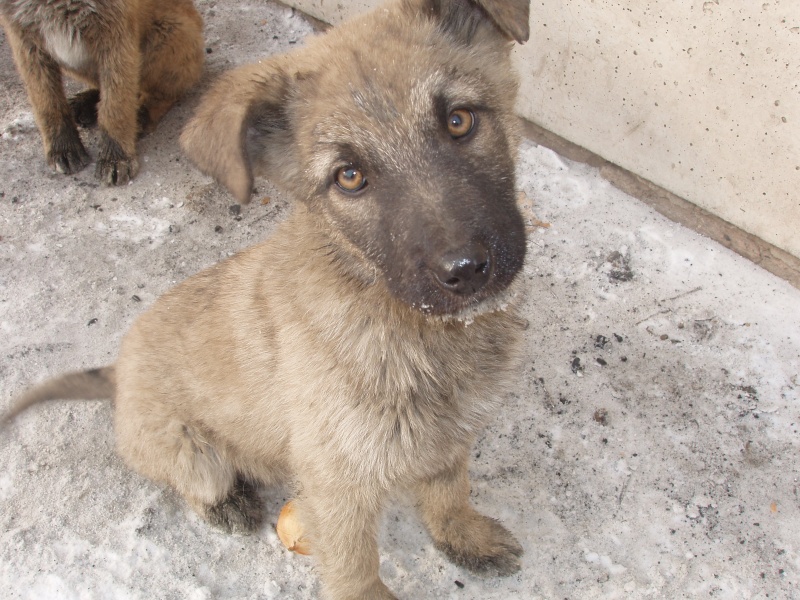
[1,1,799,599]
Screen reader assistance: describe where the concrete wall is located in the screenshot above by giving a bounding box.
[285,0,800,260]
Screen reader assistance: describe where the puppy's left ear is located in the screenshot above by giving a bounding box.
[181,62,296,204]
[473,0,530,43]
[426,0,530,46]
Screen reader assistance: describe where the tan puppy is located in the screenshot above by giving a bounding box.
[0,0,204,184]
[5,0,531,597]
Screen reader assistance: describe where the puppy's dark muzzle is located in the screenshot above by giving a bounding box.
[430,242,492,296]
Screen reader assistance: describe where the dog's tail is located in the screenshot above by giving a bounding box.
[1,367,116,429]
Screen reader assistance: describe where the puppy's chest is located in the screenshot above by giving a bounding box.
[44,26,93,71]
[333,379,496,485]
[318,323,511,479]
[8,0,101,71]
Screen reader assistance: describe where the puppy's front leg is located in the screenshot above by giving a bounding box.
[93,33,141,185]
[4,24,89,174]
[298,483,397,600]
[414,456,523,577]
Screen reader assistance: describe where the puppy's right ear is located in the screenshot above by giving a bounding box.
[181,63,294,204]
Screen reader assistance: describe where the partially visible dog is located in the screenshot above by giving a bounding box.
[0,0,204,184]
[4,0,531,597]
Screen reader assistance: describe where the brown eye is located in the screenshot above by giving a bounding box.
[447,108,475,138]
[335,166,367,193]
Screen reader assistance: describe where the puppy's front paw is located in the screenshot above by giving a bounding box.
[96,132,139,185]
[363,581,398,600]
[435,514,523,577]
[47,125,90,174]
[327,579,398,600]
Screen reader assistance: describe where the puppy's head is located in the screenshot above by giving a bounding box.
[182,0,530,317]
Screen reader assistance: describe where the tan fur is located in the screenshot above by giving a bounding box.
[6,0,532,597]
[0,0,204,184]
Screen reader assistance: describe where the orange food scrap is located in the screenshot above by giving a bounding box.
[277,501,312,555]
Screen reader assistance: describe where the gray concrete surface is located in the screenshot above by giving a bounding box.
[1,1,799,599]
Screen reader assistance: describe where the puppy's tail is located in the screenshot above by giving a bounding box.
[1,367,116,429]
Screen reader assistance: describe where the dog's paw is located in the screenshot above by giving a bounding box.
[358,581,398,600]
[48,145,90,175]
[205,479,264,535]
[326,580,398,600]
[371,583,399,600]
[435,515,523,577]
[95,133,139,185]
[136,106,152,138]
[47,126,90,175]
[69,89,100,128]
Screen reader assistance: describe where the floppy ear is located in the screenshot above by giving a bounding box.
[181,62,294,204]
[473,0,530,43]
[429,0,530,45]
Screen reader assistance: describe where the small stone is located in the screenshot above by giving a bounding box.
[571,356,583,375]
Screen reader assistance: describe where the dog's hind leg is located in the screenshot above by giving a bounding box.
[414,456,523,577]
[115,408,263,535]
[68,89,100,128]
[4,24,89,174]
[204,476,264,535]
[137,0,204,134]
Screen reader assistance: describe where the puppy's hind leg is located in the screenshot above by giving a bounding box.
[137,0,204,134]
[116,413,263,535]
[414,456,523,577]
[204,476,264,535]
[4,24,89,174]
[68,89,100,128]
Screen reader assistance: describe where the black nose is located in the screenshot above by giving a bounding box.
[431,242,492,296]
